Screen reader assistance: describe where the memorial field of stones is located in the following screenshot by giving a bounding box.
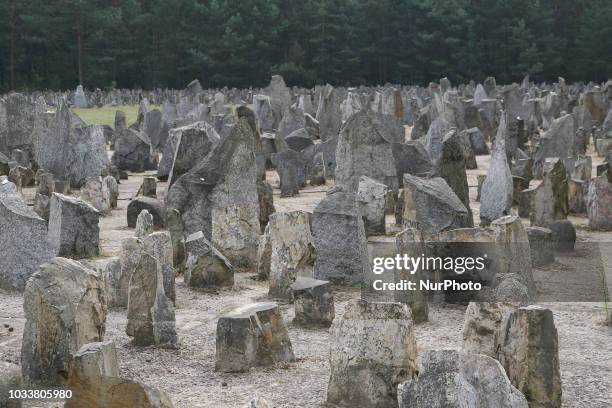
[0,75,611,408]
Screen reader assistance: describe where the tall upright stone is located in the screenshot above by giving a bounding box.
[166,115,260,267]
[335,110,398,192]
[0,186,54,291]
[267,211,315,299]
[316,84,343,141]
[530,158,569,227]
[312,192,369,285]
[21,258,106,386]
[480,114,513,225]
[48,193,100,259]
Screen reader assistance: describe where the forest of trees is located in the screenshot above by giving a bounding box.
[0,0,611,92]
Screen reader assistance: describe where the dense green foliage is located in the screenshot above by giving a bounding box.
[0,0,610,91]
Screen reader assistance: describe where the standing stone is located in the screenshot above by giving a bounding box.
[394,228,429,323]
[290,277,335,327]
[549,219,576,252]
[142,176,157,198]
[253,94,276,132]
[391,142,432,185]
[496,306,562,408]
[135,209,154,237]
[66,341,175,408]
[423,117,451,165]
[530,158,569,227]
[435,129,472,220]
[33,172,55,221]
[397,350,528,408]
[327,300,418,408]
[166,116,260,267]
[141,231,175,302]
[184,231,234,288]
[316,84,342,141]
[401,174,472,236]
[526,226,555,267]
[313,192,369,285]
[80,176,111,215]
[277,106,305,139]
[143,109,169,153]
[0,187,54,291]
[256,225,272,280]
[48,193,100,259]
[111,128,153,172]
[310,151,327,185]
[105,175,119,209]
[335,110,398,192]
[276,149,304,197]
[264,75,292,126]
[587,175,612,230]
[21,258,106,386]
[481,114,513,225]
[126,252,177,348]
[534,114,575,175]
[257,180,275,232]
[127,197,166,228]
[356,175,388,235]
[74,85,89,108]
[464,127,490,155]
[215,302,295,372]
[0,362,22,408]
[462,302,519,358]
[164,121,220,186]
[267,211,315,299]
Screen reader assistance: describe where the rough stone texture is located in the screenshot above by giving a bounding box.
[497,305,562,408]
[36,101,110,188]
[401,174,472,236]
[534,113,575,175]
[462,302,519,358]
[327,300,418,408]
[316,84,343,141]
[285,128,313,151]
[275,148,305,197]
[184,231,234,288]
[435,129,472,219]
[243,398,270,408]
[257,180,275,232]
[21,258,106,386]
[126,252,177,348]
[526,226,555,267]
[312,191,369,285]
[264,75,292,127]
[65,341,175,408]
[0,92,47,159]
[80,176,111,215]
[586,175,612,230]
[464,127,490,155]
[142,231,176,302]
[335,110,398,192]
[391,141,432,186]
[0,187,54,291]
[254,224,271,280]
[105,175,119,209]
[278,106,305,139]
[0,362,22,408]
[135,209,155,238]
[290,277,335,327]
[142,176,157,198]
[356,175,388,235]
[397,350,528,408]
[166,116,260,268]
[480,114,513,225]
[111,128,154,172]
[267,211,315,299]
[165,121,220,186]
[215,302,295,372]
[127,197,166,228]
[549,219,576,252]
[47,193,100,259]
[394,228,429,323]
[530,158,569,228]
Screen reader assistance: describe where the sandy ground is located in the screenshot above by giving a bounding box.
[1,150,611,407]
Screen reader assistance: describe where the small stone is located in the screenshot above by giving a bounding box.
[290,277,335,327]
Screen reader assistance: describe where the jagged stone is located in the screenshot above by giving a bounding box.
[462,302,519,357]
[397,350,528,408]
[586,175,612,230]
[21,258,106,386]
[394,228,429,322]
[80,176,111,215]
[0,362,22,408]
[126,252,177,348]
[275,149,305,197]
[526,226,555,267]
[327,300,418,408]
[267,211,315,299]
[290,277,335,327]
[135,209,154,238]
[496,305,562,408]
[184,231,234,288]
[127,197,166,228]
[530,158,569,227]
[256,224,272,280]
[391,142,432,186]
[312,191,369,285]
[215,302,295,372]
[257,180,275,232]
[48,193,100,259]
[356,175,388,235]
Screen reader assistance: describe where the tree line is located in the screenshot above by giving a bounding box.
[0,0,611,93]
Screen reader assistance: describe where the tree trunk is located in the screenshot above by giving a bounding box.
[76,12,84,86]
[9,0,16,90]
